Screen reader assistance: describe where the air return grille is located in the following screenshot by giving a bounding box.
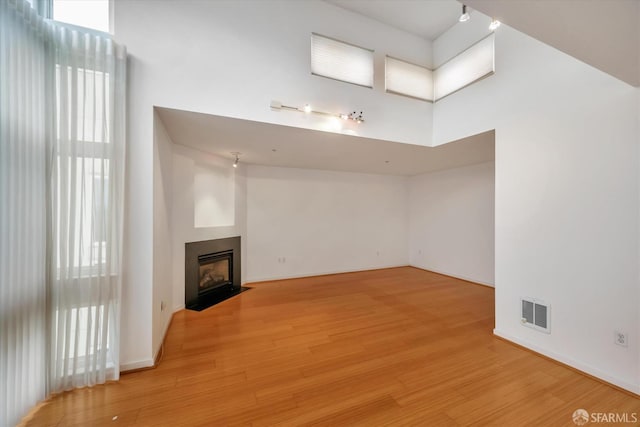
[521,298,550,333]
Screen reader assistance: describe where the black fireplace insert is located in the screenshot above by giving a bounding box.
[198,250,232,295]
[185,236,245,311]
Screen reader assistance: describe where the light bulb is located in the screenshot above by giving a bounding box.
[303,104,312,113]
[459,5,470,22]
[232,153,240,168]
[489,19,500,31]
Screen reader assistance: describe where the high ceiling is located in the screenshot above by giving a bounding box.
[326,0,640,87]
[325,0,462,41]
[156,107,494,177]
[465,0,639,87]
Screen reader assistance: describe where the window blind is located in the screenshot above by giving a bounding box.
[385,56,433,101]
[311,33,374,88]
[434,33,494,101]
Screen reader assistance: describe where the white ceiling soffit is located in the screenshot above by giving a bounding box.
[464,0,640,87]
[155,107,494,177]
[325,0,462,41]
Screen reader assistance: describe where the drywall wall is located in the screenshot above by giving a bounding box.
[409,162,495,286]
[171,144,247,312]
[193,163,235,228]
[434,17,639,392]
[246,166,408,282]
[168,148,409,305]
[114,0,434,368]
[115,0,433,145]
[119,120,153,370]
[151,112,174,364]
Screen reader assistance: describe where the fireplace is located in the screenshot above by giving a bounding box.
[185,236,243,311]
[198,251,232,294]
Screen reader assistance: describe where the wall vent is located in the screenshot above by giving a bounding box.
[521,297,550,333]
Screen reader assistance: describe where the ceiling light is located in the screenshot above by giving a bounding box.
[231,152,241,168]
[489,19,501,31]
[303,104,312,113]
[459,5,470,22]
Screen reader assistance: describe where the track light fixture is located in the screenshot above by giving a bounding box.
[459,4,470,22]
[489,18,501,31]
[270,100,365,123]
[231,152,241,168]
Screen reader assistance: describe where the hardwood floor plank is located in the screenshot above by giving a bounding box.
[23,267,640,426]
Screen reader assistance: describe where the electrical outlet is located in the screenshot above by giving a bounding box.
[614,331,628,347]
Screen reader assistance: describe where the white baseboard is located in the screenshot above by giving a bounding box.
[409,264,494,287]
[120,358,154,372]
[244,264,408,284]
[494,329,639,395]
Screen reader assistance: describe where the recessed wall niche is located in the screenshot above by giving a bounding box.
[193,162,235,228]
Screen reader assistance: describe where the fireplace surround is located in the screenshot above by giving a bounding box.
[185,236,242,311]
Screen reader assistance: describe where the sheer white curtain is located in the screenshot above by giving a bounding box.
[48,23,126,392]
[0,1,49,425]
[0,1,126,425]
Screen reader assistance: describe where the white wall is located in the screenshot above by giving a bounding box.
[115,0,433,145]
[150,112,174,366]
[193,163,236,228]
[434,18,639,393]
[409,162,495,286]
[246,166,408,282]
[115,0,435,368]
[166,147,409,305]
[171,144,248,311]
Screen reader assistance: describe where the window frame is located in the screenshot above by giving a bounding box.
[44,0,112,35]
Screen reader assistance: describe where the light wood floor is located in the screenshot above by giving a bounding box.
[25,267,640,426]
